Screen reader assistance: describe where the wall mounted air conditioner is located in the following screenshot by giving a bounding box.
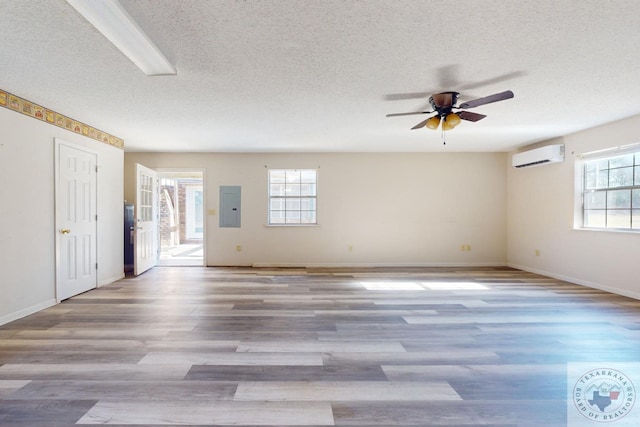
[512,144,565,168]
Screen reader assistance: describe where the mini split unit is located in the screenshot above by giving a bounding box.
[512,144,565,168]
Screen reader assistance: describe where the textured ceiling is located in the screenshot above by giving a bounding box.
[2,0,640,152]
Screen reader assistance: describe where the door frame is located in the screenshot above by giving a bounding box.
[156,168,206,266]
[54,138,98,302]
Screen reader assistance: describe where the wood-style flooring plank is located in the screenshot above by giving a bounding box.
[1,266,639,426]
[77,400,335,425]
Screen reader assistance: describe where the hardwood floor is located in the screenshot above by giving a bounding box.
[1,266,639,426]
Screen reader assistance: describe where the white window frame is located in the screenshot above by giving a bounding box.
[578,144,640,232]
[268,169,318,225]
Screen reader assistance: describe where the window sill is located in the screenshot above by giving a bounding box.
[264,224,320,228]
[573,227,640,234]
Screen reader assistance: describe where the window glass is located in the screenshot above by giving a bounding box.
[270,183,285,196]
[270,199,285,210]
[633,189,640,208]
[596,169,609,189]
[268,169,317,225]
[300,170,316,183]
[300,211,316,224]
[270,170,285,183]
[584,170,597,190]
[584,210,606,228]
[609,154,634,168]
[270,211,285,224]
[584,192,606,209]
[582,151,640,231]
[607,210,631,229]
[607,190,631,209]
[300,183,316,196]
[609,167,633,187]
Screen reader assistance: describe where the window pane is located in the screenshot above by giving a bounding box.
[607,210,631,229]
[584,191,606,209]
[285,198,301,210]
[633,209,640,229]
[633,189,640,208]
[584,170,597,190]
[285,183,301,196]
[270,199,285,210]
[584,210,606,228]
[270,170,285,183]
[300,198,316,210]
[270,183,285,196]
[609,154,634,168]
[596,169,609,188]
[300,183,316,196]
[597,159,609,169]
[607,189,631,209]
[286,211,301,224]
[285,170,301,184]
[635,165,640,185]
[270,211,285,224]
[300,170,316,183]
[609,167,633,187]
[300,211,316,224]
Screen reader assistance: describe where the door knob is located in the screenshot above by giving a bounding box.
[60,228,71,234]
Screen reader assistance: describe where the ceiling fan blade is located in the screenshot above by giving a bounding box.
[386,110,433,117]
[411,118,430,130]
[458,90,514,109]
[457,111,486,122]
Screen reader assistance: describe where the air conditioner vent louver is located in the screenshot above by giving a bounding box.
[512,144,564,168]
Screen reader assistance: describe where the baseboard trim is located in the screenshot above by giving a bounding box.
[98,272,125,287]
[508,263,640,301]
[0,298,57,327]
[251,262,508,268]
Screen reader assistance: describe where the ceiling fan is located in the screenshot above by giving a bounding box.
[386,90,514,131]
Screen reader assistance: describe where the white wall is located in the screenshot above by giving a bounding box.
[508,114,640,299]
[125,152,507,267]
[0,107,124,325]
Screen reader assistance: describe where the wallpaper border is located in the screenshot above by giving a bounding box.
[0,89,124,149]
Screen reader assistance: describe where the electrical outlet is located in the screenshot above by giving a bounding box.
[466,244,471,252]
[460,244,466,252]
[208,209,216,215]
[348,245,353,252]
[535,249,540,256]
[236,245,242,252]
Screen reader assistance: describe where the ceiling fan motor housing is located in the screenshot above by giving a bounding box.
[430,91,460,116]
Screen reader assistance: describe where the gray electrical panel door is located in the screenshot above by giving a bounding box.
[220,186,241,227]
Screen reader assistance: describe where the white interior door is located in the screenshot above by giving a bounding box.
[135,163,158,275]
[55,140,97,301]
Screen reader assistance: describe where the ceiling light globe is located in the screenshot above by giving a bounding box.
[426,116,441,130]
[442,120,455,131]
[445,113,461,127]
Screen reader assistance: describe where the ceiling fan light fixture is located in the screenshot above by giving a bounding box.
[442,119,455,131]
[425,116,441,130]
[445,113,461,127]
